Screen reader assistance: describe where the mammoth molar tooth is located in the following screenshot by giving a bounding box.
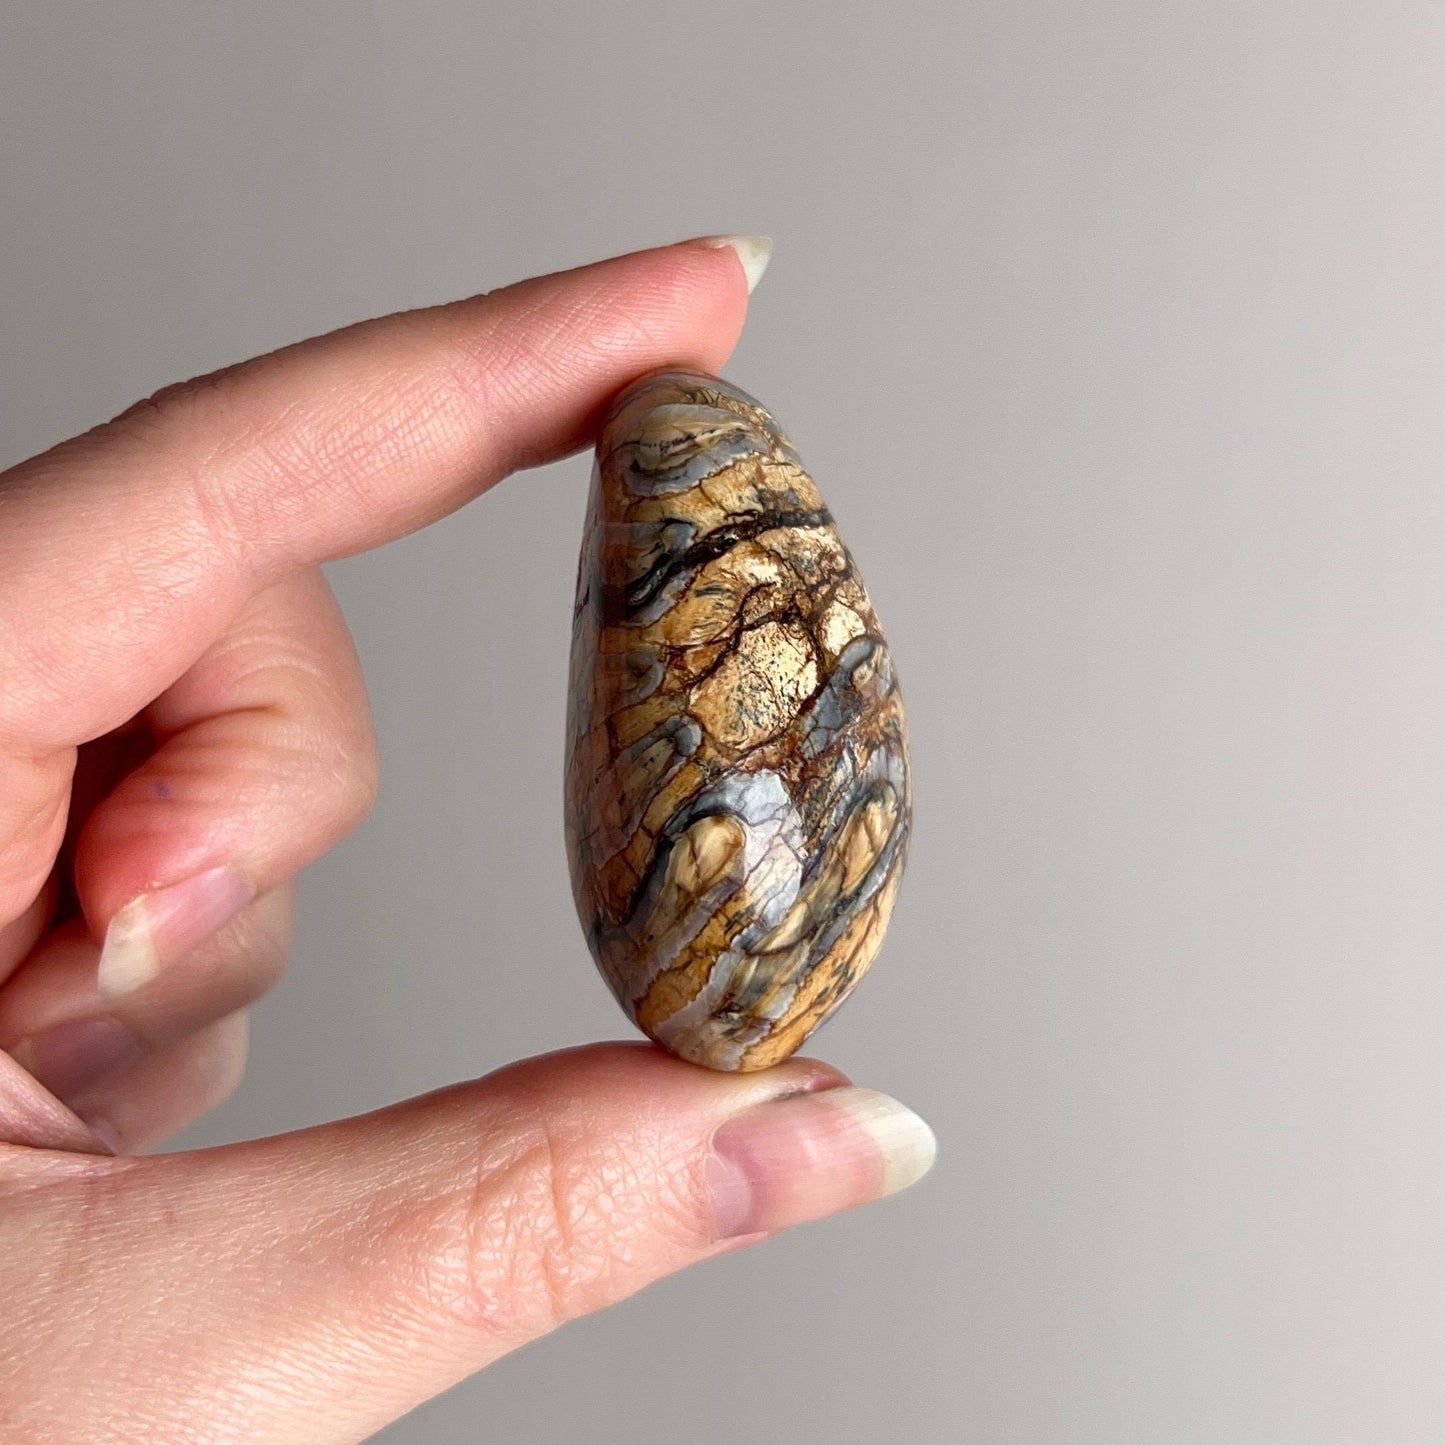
[565,369,911,1072]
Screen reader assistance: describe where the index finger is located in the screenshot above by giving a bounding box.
[0,236,760,750]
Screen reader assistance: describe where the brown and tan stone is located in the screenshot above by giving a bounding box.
[565,370,911,1071]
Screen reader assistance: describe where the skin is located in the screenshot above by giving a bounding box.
[0,241,881,1442]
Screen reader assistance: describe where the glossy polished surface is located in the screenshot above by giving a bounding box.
[565,370,910,1070]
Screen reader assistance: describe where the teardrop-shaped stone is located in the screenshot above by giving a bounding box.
[565,370,910,1071]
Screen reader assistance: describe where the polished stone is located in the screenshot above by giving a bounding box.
[565,370,910,1070]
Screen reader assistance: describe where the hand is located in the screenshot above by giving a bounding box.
[0,238,936,1443]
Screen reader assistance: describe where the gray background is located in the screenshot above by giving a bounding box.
[4,2,1445,1441]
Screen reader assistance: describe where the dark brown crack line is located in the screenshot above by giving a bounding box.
[609,506,835,615]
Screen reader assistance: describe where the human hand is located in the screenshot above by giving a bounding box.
[0,237,936,1443]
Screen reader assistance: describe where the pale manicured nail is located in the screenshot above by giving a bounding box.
[9,1016,144,1104]
[697,233,773,294]
[707,1085,937,1239]
[98,866,256,1001]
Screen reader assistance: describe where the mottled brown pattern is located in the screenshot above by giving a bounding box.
[565,370,910,1071]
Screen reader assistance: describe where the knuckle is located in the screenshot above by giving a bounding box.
[97,365,297,573]
[334,723,381,831]
[83,369,259,571]
[276,645,380,836]
[303,712,379,837]
[236,653,379,842]
[409,1117,577,1341]
[404,1119,599,1341]
[474,1128,573,1337]
[106,363,253,438]
[402,1105,705,1344]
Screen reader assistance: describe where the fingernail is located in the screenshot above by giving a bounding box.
[76,1112,123,1156]
[9,1016,144,1103]
[707,1086,937,1239]
[98,866,255,1001]
[697,233,773,294]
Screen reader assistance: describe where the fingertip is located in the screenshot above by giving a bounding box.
[696,233,773,295]
[70,1010,250,1155]
[706,1085,938,1240]
[470,237,755,467]
[567,233,758,357]
[647,234,759,356]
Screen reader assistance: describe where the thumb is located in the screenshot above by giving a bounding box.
[30,1044,936,1444]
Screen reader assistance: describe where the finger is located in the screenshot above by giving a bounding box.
[65,1011,250,1154]
[37,1044,935,1443]
[0,1044,100,1154]
[0,237,752,934]
[71,568,371,968]
[0,725,159,983]
[0,236,755,755]
[0,889,290,1118]
[0,879,54,980]
[0,564,348,1100]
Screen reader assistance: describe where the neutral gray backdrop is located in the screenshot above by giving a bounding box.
[5,3,1445,1441]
